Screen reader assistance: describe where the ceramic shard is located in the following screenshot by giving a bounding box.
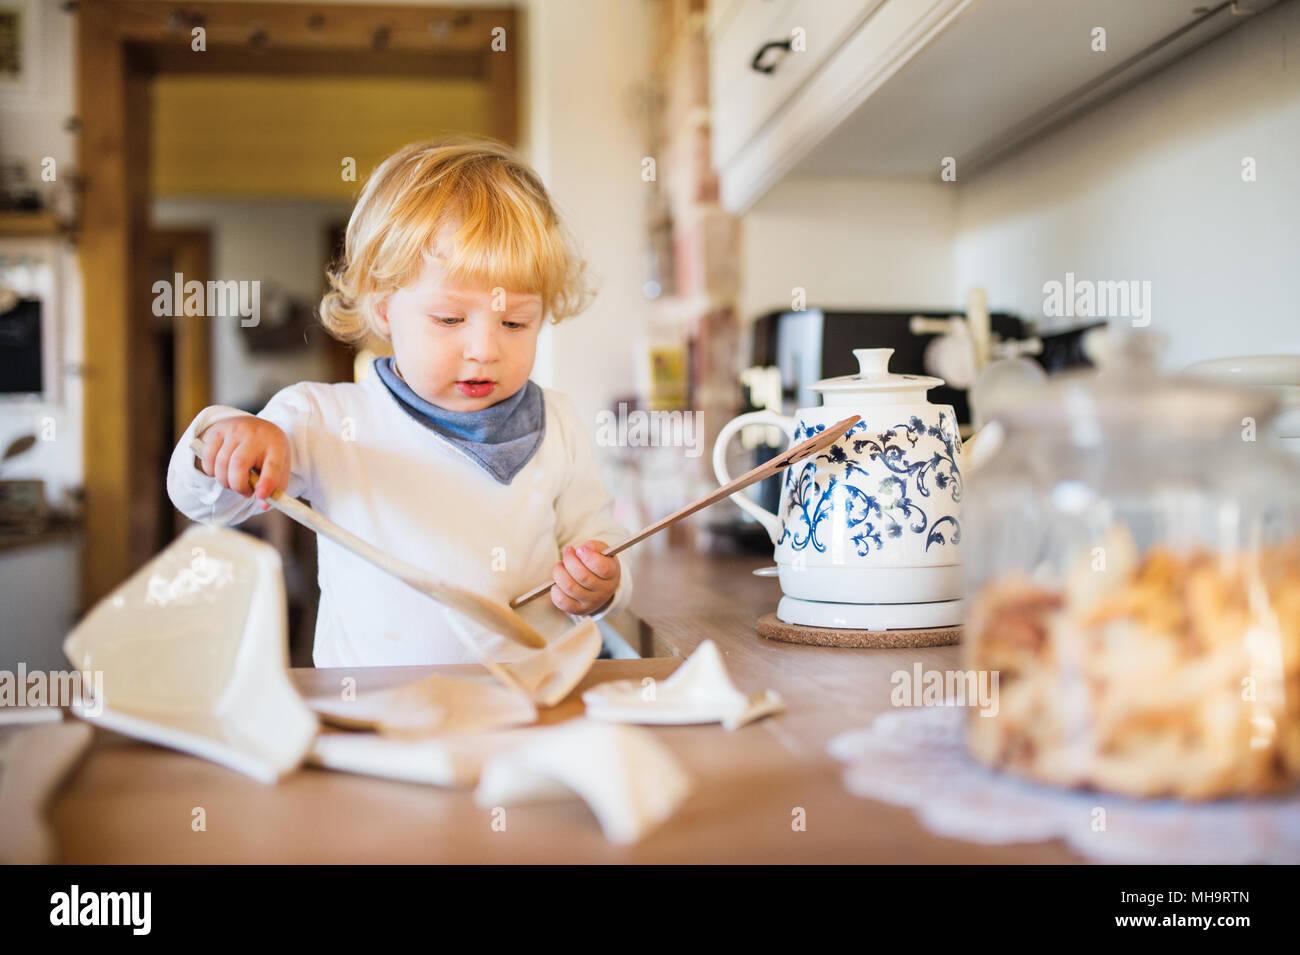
[308,672,537,737]
[442,609,602,707]
[308,727,551,788]
[582,639,784,730]
[473,719,692,844]
[62,524,318,784]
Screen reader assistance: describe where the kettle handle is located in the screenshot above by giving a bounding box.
[712,410,797,544]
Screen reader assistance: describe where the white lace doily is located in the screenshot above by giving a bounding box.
[827,706,1300,864]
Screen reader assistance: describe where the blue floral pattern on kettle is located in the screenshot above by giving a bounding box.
[776,413,963,557]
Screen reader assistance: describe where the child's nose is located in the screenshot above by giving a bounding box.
[463,324,501,363]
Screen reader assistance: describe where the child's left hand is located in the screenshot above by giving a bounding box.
[550,540,620,615]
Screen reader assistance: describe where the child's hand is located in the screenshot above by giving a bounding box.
[196,417,291,504]
[550,540,620,615]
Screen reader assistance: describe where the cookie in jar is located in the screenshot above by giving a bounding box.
[965,526,1300,798]
[960,331,1300,800]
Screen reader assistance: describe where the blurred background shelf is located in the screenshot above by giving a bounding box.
[0,211,65,237]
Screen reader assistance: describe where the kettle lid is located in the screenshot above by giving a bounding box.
[810,348,944,400]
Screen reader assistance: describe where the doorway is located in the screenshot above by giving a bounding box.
[76,1,519,608]
[145,227,212,549]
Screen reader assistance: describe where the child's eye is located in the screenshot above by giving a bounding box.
[431,315,463,326]
[503,319,529,329]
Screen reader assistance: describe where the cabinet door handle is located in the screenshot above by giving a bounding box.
[750,38,793,74]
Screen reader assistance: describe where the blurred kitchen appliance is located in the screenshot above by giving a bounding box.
[0,297,42,394]
[751,308,1032,421]
[0,245,65,404]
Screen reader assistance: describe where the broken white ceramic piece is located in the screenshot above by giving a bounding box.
[582,639,785,730]
[63,524,318,784]
[0,707,65,727]
[308,672,537,737]
[473,719,692,844]
[308,726,549,788]
[443,609,602,708]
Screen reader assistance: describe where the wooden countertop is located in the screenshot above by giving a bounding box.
[49,546,1085,863]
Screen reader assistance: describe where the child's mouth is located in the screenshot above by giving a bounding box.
[455,379,495,398]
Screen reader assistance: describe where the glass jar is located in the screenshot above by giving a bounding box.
[962,335,1300,800]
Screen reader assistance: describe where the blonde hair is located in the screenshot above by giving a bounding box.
[319,137,594,344]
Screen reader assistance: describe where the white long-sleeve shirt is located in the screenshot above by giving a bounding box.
[166,371,632,667]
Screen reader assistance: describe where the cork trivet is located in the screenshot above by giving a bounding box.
[756,612,961,648]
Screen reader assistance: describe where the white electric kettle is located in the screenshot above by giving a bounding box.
[713,348,966,629]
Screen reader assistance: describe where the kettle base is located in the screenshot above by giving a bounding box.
[757,611,961,648]
[774,594,964,631]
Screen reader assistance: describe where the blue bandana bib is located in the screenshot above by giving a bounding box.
[373,357,545,485]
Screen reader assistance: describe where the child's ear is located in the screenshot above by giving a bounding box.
[373,295,391,336]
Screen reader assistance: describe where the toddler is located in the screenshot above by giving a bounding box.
[167,138,631,666]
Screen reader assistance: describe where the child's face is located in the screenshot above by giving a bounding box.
[376,251,544,412]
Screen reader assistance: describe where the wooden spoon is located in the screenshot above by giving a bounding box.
[510,414,861,608]
[188,437,547,649]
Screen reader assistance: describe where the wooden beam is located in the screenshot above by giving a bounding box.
[129,44,486,80]
[153,228,213,542]
[101,1,514,53]
[77,1,136,608]
[123,48,158,577]
[484,25,517,145]
[155,230,213,442]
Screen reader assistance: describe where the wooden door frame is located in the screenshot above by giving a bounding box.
[150,228,213,545]
[150,228,213,443]
[76,0,518,608]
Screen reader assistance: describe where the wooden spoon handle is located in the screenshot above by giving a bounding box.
[509,414,860,609]
[188,437,548,649]
[189,437,402,576]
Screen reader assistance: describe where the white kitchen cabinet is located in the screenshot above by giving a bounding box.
[709,0,890,173]
[709,0,1279,213]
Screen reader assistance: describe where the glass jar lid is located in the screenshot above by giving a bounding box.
[985,332,1277,441]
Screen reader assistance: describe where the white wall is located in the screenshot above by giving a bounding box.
[952,0,1300,369]
[738,175,957,325]
[521,0,653,427]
